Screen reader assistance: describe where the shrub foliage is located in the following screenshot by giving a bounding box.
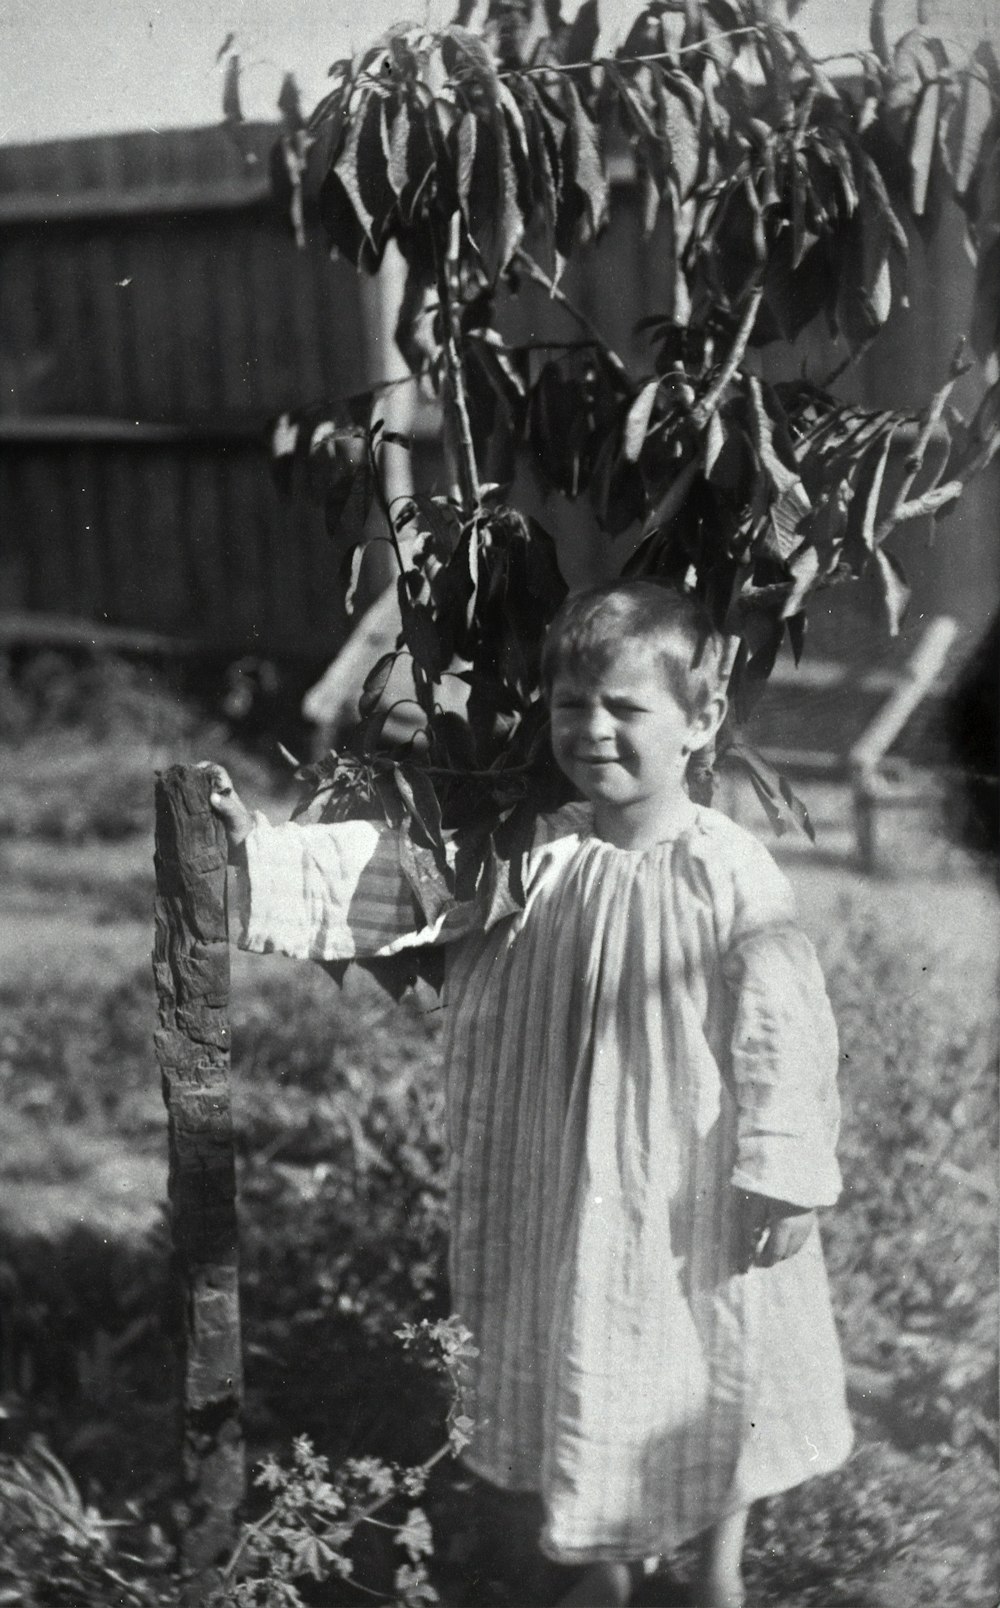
[216,0,1000,915]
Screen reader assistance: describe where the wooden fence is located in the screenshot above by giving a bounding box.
[0,124,371,660]
[1,121,997,676]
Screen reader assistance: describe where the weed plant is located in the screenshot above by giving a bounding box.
[0,888,996,1603]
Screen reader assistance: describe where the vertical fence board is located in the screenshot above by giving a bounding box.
[0,124,376,657]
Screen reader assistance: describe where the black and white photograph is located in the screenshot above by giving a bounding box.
[1,1,997,1604]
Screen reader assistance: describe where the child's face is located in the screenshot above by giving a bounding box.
[549,640,721,811]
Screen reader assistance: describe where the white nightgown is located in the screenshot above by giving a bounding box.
[237,799,852,1564]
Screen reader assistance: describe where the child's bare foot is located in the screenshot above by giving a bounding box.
[556,1561,633,1605]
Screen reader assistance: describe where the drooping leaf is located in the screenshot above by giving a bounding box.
[466,111,525,280]
[725,741,815,840]
[561,77,609,240]
[442,23,500,84]
[485,798,539,925]
[359,650,399,719]
[386,98,411,198]
[785,609,807,666]
[776,766,816,842]
[729,615,785,722]
[873,546,911,636]
[746,378,803,500]
[457,111,478,217]
[853,427,898,555]
[658,73,703,199]
[404,492,465,559]
[834,163,906,352]
[344,542,366,616]
[400,593,445,681]
[395,763,446,851]
[781,543,821,619]
[467,328,528,432]
[328,467,374,566]
[941,61,993,198]
[333,90,395,261]
[704,408,725,475]
[624,380,660,462]
[909,79,941,215]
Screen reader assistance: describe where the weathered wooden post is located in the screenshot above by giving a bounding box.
[153,764,245,1601]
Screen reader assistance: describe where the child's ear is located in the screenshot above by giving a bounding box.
[687,693,727,753]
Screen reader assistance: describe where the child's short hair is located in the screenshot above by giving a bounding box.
[541,580,726,718]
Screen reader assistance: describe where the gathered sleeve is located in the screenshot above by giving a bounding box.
[719,833,842,1209]
[235,812,479,963]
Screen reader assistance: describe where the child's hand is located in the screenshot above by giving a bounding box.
[731,1188,815,1273]
[198,762,254,864]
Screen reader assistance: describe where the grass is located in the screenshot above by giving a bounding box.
[1,876,996,1606]
[0,650,278,844]
[0,657,996,1604]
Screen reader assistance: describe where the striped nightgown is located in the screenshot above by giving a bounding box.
[237,799,853,1564]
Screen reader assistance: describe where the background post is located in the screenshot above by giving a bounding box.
[153,763,245,1600]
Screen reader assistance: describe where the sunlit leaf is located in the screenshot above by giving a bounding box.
[704,409,725,475]
[941,64,993,197]
[457,111,477,217]
[909,79,941,215]
[400,594,445,680]
[873,546,911,636]
[746,377,805,501]
[334,91,393,255]
[466,112,524,279]
[624,380,660,462]
[781,543,820,619]
[562,77,608,239]
[726,741,815,840]
[387,98,411,198]
[359,651,399,719]
[334,539,362,618]
[856,428,897,553]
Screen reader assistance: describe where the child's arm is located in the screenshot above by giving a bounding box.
[202,763,253,864]
[720,832,841,1264]
[730,1187,815,1272]
[201,763,476,963]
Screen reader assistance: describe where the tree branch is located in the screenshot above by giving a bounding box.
[881,480,963,528]
[506,27,766,79]
[690,284,764,430]
[872,347,969,547]
[736,569,857,613]
[436,234,481,512]
[513,249,630,382]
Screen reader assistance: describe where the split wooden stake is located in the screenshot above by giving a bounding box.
[153,764,245,1601]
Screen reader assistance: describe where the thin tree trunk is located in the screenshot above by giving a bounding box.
[153,764,244,1602]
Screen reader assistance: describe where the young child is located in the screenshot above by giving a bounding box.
[207,580,852,1608]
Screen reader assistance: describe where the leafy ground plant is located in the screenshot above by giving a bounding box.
[0,1436,177,1608]
[211,1319,477,1607]
[0,809,996,1604]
